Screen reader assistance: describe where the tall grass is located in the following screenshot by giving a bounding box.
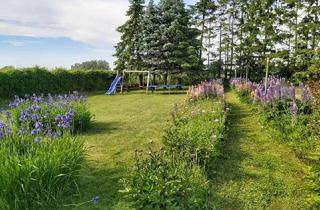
[0,92,90,209]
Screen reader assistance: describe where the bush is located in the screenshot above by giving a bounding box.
[121,150,213,210]
[0,67,116,99]
[0,92,89,209]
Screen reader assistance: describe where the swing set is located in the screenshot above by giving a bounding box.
[119,70,185,94]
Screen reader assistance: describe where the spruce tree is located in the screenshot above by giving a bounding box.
[158,0,202,84]
[141,0,161,73]
[114,0,145,71]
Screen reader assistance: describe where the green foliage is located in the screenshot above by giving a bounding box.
[121,150,213,210]
[121,82,226,209]
[71,60,110,70]
[308,79,320,208]
[0,93,90,209]
[0,67,115,99]
[0,135,85,209]
[258,99,316,158]
[164,100,226,166]
[236,89,252,104]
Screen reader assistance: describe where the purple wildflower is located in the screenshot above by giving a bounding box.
[289,83,295,100]
[35,121,44,130]
[291,102,298,116]
[31,129,40,135]
[31,114,40,121]
[91,195,100,205]
[34,137,42,143]
[19,127,26,135]
[5,111,11,119]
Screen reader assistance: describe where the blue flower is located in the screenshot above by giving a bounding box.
[19,127,26,135]
[35,121,44,130]
[31,129,40,135]
[31,114,40,121]
[44,112,50,119]
[91,195,100,205]
[34,137,42,143]
[0,121,7,129]
[5,112,11,119]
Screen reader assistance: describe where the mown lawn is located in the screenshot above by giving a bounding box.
[63,91,186,209]
[211,90,312,209]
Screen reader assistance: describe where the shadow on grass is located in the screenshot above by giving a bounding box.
[85,121,120,136]
[157,91,187,95]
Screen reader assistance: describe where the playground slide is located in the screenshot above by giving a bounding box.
[106,76,122,95]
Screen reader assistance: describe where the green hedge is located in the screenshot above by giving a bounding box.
[0,67,116,98]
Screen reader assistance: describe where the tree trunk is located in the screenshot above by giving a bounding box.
[199,10,206,60]
[218,24,222,78]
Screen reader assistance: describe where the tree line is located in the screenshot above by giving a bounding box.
[114,0,319,82]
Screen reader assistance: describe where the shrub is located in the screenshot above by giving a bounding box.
[121,150,213,210]
[0,67,116,99]
[0,93,88,209]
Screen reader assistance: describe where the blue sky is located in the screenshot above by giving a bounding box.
[0,0,196,69]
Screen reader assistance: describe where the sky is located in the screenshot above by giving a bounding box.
[0,0,196,69]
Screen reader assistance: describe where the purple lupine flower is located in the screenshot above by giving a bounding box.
[91,195,100,205]
[301,88,311,102]
[289,83,295,100]
[299,82,305,89]
[280,87,288,101]
[291,102,298,116]
[34,137,42,143]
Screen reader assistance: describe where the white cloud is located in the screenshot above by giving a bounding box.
[0,0,129,47]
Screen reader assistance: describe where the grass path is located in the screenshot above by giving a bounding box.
[64,91,185,210]
[211,90,312,209]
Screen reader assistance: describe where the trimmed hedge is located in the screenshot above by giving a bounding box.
[0,67,116,98]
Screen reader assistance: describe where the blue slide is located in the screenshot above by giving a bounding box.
[106,76,122,95]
